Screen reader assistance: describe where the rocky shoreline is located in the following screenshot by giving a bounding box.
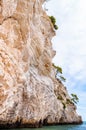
[0,120,83,129]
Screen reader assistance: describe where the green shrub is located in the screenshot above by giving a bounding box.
[49,16,56,25]
[71,94,79,104]
[52,63,62,74]
[49,16,58,30]
[52,63,66,82]
[59,76,66,82]
[54,24,58,30]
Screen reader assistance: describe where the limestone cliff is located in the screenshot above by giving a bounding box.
[0,0,82,128]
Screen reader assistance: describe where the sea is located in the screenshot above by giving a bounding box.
[1,121,86,130]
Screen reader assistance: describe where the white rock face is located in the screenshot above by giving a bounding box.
[0,0,82,128]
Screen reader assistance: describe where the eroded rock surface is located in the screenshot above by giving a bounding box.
[0,0,82,128]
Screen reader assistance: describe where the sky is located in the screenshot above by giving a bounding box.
[45,0,86,121]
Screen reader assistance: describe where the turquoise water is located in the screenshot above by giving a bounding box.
[1,122,86,130]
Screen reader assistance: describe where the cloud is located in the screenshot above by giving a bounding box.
[46,0,86,121]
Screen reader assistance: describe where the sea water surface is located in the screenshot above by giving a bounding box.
[1,122,86,130]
